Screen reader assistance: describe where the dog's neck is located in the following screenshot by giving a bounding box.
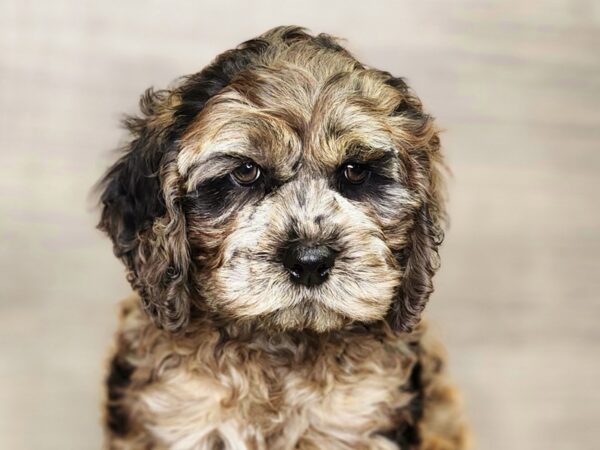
[168,311,400,364]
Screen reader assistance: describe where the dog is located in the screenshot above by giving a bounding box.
[97,26,469,450]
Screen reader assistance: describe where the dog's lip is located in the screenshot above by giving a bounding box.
[296,290,330,306]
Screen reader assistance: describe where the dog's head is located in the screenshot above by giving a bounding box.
[98,27,445,334]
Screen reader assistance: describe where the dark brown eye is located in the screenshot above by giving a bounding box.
[343,163,370,184]
[231,162,261,185]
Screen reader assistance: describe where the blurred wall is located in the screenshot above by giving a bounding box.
[1,1,599,449]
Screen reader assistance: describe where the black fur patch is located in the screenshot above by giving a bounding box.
[384,76,410,95]
[333,154,398,201]
[98,125,169,257]
[184,167,278,221]
[170,38,270,140]
[384,76,430,124]
[380,357,424,448]
[106,355,134,437]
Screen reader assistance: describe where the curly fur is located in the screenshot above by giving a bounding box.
[97,26,469,449]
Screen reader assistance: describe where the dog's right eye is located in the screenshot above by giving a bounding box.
[231,162,261,186]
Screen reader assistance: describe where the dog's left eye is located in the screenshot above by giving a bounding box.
[231,162,261,186]
[343,163,370,184]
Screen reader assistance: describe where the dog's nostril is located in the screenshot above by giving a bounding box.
[282,244,336,287]
[290,264,304,279]
[318,264,331,277]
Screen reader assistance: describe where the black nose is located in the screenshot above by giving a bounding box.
[282,244,336,287]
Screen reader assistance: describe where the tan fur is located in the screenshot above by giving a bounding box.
[105,296,468,450]
[98,27,469,449]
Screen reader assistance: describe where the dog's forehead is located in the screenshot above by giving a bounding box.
[178,62,403,177]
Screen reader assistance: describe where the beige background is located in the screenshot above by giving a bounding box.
[1,1,599,449]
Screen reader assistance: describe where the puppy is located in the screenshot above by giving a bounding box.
[98,26,469,450]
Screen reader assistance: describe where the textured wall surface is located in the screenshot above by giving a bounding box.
[1,1,599,449]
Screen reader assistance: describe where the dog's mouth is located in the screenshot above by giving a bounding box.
[256,301,351,333]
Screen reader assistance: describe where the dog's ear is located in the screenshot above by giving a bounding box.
[97,37,270,331]
[385,77,447,333]
[387,201,445,333]
[97,89,191,332]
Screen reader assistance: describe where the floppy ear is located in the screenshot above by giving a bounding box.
[97,37,273,331]
[385,78,447,333]
[98,89,191,332]
[387,200,445,333]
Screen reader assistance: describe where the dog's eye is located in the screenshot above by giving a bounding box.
[231,162,261,186]
[343,163,370,184]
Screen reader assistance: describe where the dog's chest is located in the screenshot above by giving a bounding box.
[137,337,416,450]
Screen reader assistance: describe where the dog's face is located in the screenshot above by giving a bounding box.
[98,27,445,334]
